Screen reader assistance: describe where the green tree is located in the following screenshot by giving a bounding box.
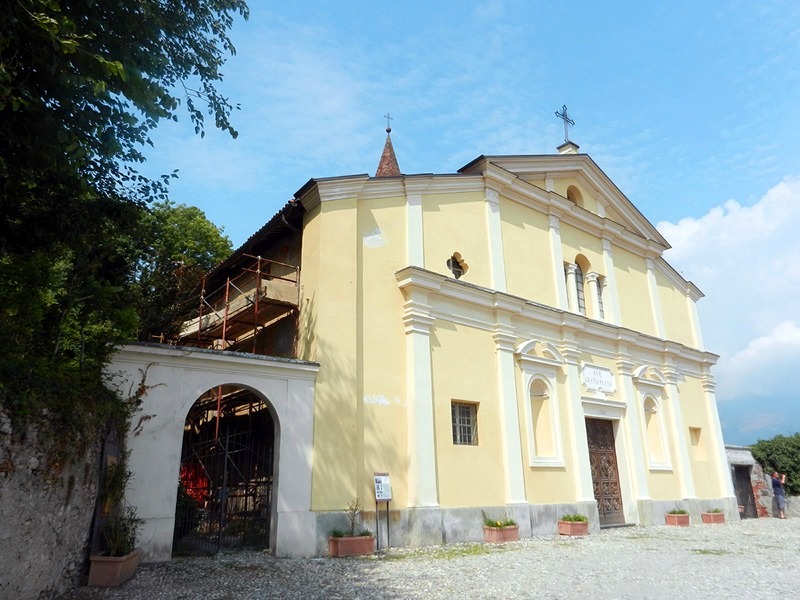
[751,433,800,496]
[0,0,247,438]
[136,201,232,341]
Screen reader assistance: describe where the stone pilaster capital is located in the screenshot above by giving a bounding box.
[402,300,435,335]
[548,214,561,234]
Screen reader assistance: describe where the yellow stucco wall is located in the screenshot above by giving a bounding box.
[301,198,361,510]
[358,196,410,506]
[559,222,604,275]
[613,246,657,336]
[500,198,558,306]
[422,191,492,288]
[518,367,577,503]
[430,323,506,507]
[655,270,696,347]
[678,377,721,498]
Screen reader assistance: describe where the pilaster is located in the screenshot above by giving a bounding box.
[701,369,736,497]
[616,353,651,501]
[600,237,620,324]
[485,189,507,292]
[662,363,696,499]
[548,214,569,310]
[559,340,594,501]
[645,257,666,338]
[493,323,527,504]
[405,192,424,267]
[401,290,439,507]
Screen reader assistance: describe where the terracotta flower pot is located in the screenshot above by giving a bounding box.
[483,525,519,543]
[701,512,725,524]
[665,513,690,527]
[328,535,375,557]
[88,548,141,587]
[558,520,589,536]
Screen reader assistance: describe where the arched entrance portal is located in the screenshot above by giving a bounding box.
[174,385,276,555]
[106,343,319,560]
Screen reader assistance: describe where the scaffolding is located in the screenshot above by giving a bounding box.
[179,254,299,353]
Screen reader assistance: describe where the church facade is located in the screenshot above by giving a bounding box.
[116,135,736,559]
[287,138,735,547]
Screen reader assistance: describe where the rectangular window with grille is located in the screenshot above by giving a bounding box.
[451,402,478,445]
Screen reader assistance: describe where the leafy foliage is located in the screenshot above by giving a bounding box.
[559,513,588,522]
[481,510,517,528]
[0,1,246,439]
[751,433,800,495]
[136,201,232,341]
[102,506,144,557]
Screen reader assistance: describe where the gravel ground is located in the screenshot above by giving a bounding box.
[60,517,799,600]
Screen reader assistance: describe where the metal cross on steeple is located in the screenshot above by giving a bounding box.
[555,105,575,142]
[384,112,393,133]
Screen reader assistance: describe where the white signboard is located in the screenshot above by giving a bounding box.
[374,472,392,501]
[581,364,616,396]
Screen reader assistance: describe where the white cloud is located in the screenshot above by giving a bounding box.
[657,178,800,407]
[714,321,800,401]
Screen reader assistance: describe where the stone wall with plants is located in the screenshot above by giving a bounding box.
[0,409,102,600]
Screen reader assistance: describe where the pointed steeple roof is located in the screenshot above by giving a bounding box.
[375,122,401,177]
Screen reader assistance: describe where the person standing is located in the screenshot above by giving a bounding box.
[772,472,787,519]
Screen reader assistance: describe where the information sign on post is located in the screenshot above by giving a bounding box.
[373,472,392,550]
[374,473,392,501]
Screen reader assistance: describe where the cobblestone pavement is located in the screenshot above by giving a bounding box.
[60,517,799,600]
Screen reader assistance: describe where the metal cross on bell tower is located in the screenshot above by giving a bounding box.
[555,105,575,143]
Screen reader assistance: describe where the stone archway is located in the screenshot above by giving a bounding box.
[106,343,319,560]
[174,384,277,555]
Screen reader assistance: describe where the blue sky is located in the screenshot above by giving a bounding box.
[141,1,800,445]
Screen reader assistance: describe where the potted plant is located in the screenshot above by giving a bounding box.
[558,514,589,536]
[665,508,690,527]
[328,498,375,557]
[701,508,725,524]
[482,510,519,543]
[88,460,144,587]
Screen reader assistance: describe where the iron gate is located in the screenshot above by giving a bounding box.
[173,394,274,555]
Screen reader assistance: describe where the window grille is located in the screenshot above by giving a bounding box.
[451,402,478,445]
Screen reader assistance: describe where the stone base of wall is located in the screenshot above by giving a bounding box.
[0,410,101,600]
[314,497,740,554]
[315,501,600,555]
[636,497,740,525]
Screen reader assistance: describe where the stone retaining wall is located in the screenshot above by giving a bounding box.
[0,410,101,600]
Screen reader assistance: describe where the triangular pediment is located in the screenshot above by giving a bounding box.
[459,154,669,249]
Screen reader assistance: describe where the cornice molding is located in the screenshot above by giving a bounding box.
[394,266,719,370]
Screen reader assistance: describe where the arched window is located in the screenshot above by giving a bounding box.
[566,185,583,207]
[574,263,586,315]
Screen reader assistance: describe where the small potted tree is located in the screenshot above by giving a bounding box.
[701,508,725,524]
[558,514,589,536]
[482,511,519,543]
[88,460,144,586]
[328,498,375,557]
[665,508,690,527]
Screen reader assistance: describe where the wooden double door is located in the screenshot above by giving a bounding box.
[585,418,625,526]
